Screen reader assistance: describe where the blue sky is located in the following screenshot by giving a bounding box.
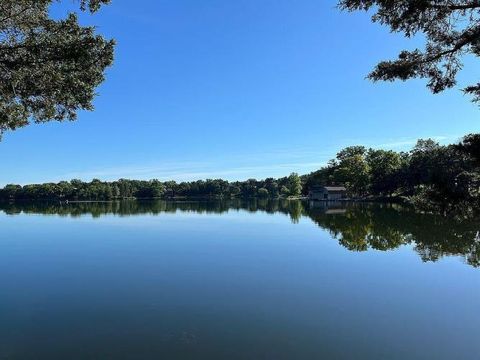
[0,0,478,186]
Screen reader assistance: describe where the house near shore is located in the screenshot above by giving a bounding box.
[308,185,347,201]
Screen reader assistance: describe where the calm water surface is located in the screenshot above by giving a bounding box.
[0,200,479,359]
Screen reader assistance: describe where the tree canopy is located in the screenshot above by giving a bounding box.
[0,173,302,202]
[0,0,114,135]
[338,0,480,103]
[303,133,480,217]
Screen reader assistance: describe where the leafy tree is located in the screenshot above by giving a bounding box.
[456,133,480,164]
[280,185,291,197]
[336,146,367,161]
[338,0,480,102]
[149,180,165,198]
[264,178,280,197]
[1,184,21,199]
[405,137,480,216]
[408,139,443,186]
[287,173,302,196]
[302,160,336,192]
[333,146,370,196]
[244,179,258,197]
[163,181,177,198]
[229,184,241,197]
[366,149,404,196]
[257,188,269,198]
[0,0,114,136]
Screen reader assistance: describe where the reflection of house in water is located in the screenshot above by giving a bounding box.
[309,186,347,201]
[308,200,347,214]
[325,208,347,215]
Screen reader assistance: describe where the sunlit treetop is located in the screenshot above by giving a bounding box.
[338,0,480,103]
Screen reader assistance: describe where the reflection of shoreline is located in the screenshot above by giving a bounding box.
[0,200,478,268]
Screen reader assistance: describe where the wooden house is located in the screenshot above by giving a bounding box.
[308,185,347,201]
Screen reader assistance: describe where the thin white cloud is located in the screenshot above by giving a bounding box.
[54,146,335,183]
[58,161,328,183]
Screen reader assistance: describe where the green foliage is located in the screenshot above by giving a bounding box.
[456,133,480,165]
[366,149,404,196]
[332,146,370,196]
[264,178,280,197]
[257,188,269,198]
[287,172,302,196]
[280,185,290,197]
[0,0,114,135]
[338,0,480,103]
[0,176,296,201]
[301,161,336,192]
[404,139,480,216]
[303,133,480,218]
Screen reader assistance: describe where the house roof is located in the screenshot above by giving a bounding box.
[324,186,347,192]
[309,185,347,192]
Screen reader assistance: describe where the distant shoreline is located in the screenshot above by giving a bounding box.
[0,195,405,203]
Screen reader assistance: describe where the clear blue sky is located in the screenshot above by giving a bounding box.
[0,0,478,186]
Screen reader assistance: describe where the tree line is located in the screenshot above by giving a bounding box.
[0,173,303,202]
[1,133,479,217]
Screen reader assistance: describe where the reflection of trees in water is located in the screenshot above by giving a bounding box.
[0,199,303,222]
[1,200,478,268]
[306,202,479,268]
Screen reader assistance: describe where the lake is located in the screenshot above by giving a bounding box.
[0,200,479,359]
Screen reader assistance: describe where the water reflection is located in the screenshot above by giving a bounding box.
[1,199,479,268]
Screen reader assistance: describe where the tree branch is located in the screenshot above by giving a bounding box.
[0,5,33,25]
[431,1,480,11]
